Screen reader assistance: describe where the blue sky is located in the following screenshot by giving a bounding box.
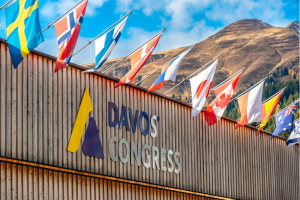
[0,0,299,65]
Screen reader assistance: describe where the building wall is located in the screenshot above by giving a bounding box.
[0,160,222,200]
[0,41,299,199]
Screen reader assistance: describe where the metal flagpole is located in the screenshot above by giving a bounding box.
[0,0,13,10]
[41,0,85,32]
[163,54,221,95]
[72,11,133,57]
[261,87,286,105]
[102,28,167,74]
[211,67,246,91]
[294,118,300,124]
[136,44,196,85]
[228,76,268,103]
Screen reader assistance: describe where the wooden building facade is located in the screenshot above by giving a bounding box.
[0,40,299,199]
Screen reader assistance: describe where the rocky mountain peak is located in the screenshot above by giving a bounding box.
[286,21,299,34]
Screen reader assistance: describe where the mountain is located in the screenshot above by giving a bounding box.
[83,18,299,102]
[287,21,300,34]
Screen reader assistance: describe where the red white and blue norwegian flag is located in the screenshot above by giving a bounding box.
[54,0,88,73]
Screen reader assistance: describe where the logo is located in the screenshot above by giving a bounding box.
[67,88,180,174]
[67,88,104,159]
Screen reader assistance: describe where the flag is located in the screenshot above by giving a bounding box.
[54,0,87,73]
[235,81,265,129]
[147,46,193,93]
[271,101,299,138]
[5,0,44,69]
[115,34,162,88]
[189,59,218,117]
[205,72,242,126]
[83,17,128,73]
[286,120,300,147]
[257,91,283,135]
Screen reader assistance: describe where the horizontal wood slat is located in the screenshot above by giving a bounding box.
[0,41,299,199]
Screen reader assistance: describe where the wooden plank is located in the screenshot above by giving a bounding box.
[43,169,48,200]
[48,60,53,166]
[71,68,77,170]
[27,54,33,162]
[52,60,58,167]
[99,178,104,200]
[11,55,17,160]
[72,174,77,200]
[33,167,38,199]
[106,80,111,176]
[132,87,138,181]
[6,45,12,159]
[102,78,107,175]
[110,80,115,177]
[62,67,68,168]
[0,44,6,157]
[89,74,94,173]
[42,57,48,165]
[67,67,72,169]
[11,164,17,199]
[93,75,99,174]
[82,175,86,200]
[77,175,82,200]
[26,165,32,199]
[37,56,43,163]
[17,57,24,158]
[76,69,82,171]
[38,168,44,199]
[68,173,72,200]
[1,162,5,199]
[86,176,91,200]
[17,165,23,199]
[53,171,58,200]
[116,82,122,179]
[32,54,38,163]
[98,77,103,175]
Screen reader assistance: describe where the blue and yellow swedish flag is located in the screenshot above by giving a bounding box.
[5,0,44,69]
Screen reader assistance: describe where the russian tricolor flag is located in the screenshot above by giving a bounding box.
[148,45,194,93]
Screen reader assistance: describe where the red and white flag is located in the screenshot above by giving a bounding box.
[54,0,88,73]
[235,81,265,129]
[189,59,218,117]
[115,34,162,88]
[204,72,242,126]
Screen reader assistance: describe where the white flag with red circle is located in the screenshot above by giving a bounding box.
[189,60,218,117]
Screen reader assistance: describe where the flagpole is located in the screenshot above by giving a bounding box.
[136,44,196,85]
[72,11,133,57]
[294,118,300,123]
[102,28,167,73]
[41,0,85,32]
[262,87,286,105]
[229,76,268,103]
[163,54,221,96]
[0,0,13,10]
[211,67,246,91]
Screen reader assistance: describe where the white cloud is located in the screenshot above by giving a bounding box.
[204,0,295,27]
[40,0,107,20]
